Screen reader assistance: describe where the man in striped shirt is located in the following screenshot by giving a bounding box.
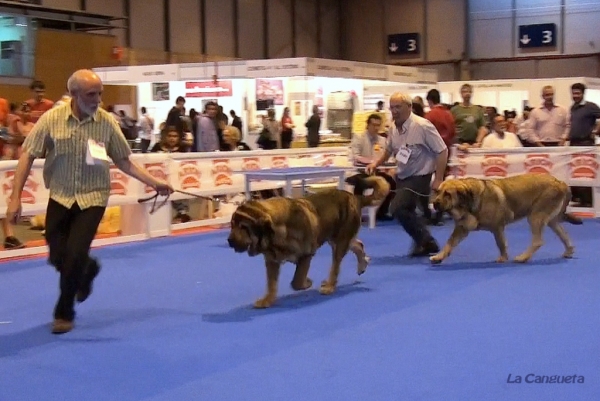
[5,69,173,334]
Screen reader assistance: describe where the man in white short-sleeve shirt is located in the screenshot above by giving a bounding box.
[367,92,448,257]
[481,115,523,149]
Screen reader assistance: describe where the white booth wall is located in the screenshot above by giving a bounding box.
[137,76,369,138]
[137,79,246,129]
[363,82,437,109]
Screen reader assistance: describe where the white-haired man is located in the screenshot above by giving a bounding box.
[367,92,448,257]
[5,69,173,334]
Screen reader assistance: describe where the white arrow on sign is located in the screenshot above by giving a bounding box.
[520,35,531,45]
[389,43,398,53]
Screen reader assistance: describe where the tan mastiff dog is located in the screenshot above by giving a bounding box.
[430,173,581,264]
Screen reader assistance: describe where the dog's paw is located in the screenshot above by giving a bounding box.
[513,254,530,263]
[319,281,336,295]
[562,247,574,259]
[496,255,508,263]
[291,277,313,291]
[429,253,445,264]
[357,256,370,276]
[253,296,275,309]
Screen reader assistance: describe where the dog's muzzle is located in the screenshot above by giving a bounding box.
[227,237,248,253]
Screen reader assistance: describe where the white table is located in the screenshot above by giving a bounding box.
[240,166,350,199]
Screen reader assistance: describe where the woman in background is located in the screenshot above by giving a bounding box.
[150,126,190,223]
[219,120,251,151]
[412,102,425,118]
[280,107,294,149]
[150,126,185,153]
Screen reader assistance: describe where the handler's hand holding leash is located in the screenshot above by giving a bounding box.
[364,162,440,198]
[154,180,174,197]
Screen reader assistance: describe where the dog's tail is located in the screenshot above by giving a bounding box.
[561,187,583,225]
[345,173,391,208]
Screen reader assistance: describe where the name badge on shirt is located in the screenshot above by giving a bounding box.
[86,139,109,165]
[396,146,412,164]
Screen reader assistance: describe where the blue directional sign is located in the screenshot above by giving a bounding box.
[387,33,420,56]
[518,23,557,48]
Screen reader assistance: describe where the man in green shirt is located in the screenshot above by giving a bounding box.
[451,83,487,147]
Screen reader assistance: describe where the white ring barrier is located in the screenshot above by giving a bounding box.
[448,145,600,217]
[0,147,352,260]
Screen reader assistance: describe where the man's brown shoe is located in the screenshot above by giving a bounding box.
[51,319,74,334]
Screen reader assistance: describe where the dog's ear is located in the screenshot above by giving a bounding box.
[256,214,274,236]
[254,215,274,252]
[345,173,370,185]
[457,188,475,212]
[346,173,369,195]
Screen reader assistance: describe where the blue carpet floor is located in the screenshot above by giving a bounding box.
[0,219,598,401]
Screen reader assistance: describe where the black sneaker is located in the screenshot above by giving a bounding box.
[4,236,25,250]
[77,259,101,303]
[410,239,440,257]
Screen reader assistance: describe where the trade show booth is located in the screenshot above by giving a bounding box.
[438,77,600,113]
[93,57,438,147]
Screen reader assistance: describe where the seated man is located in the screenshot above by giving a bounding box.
[481,114,523,149]
[350,113,395,220]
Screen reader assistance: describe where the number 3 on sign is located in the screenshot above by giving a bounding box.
[542,30,552,44]
[407,39,417,51]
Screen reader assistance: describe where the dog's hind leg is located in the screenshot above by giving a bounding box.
[254,260,281,308]
[514,214,547,263]
[291,255,314,291]
[320,240,351,295]
[350,239,370,276]
[492,227,509,262]
[548,219,574,258]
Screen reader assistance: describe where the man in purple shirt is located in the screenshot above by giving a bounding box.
[195,101,219,152]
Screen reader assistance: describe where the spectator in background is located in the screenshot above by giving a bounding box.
[230,110,242,133]
[515,106,535,146]
[117,110,136,141]
[481,115,523,149]
[54,93,71,107]
[261,108,280,150]
[305,105,321,148]
[350,113,395,221]
[280,107,295,149]
[219,120,251,151]
[166,96,186,135]
[526,85,569,147]
[195,101,219,152]
[426,89,456,151]
[425,89,456,225]
[412,103,425,118]
[151,126,184,153]
[216,105,228,125]
[451,84,487,148]
[567,82,600,207]
[0,97,9,126]
[138,107,154,153]
[413,96,425,108]
[25,80,54,123]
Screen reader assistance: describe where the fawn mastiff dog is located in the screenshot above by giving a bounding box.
[227,173,390,308]
[430,173,581,264]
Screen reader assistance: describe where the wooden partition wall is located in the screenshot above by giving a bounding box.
[0,29,126,107]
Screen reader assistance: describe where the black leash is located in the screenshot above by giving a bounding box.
[137,189,246,214]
